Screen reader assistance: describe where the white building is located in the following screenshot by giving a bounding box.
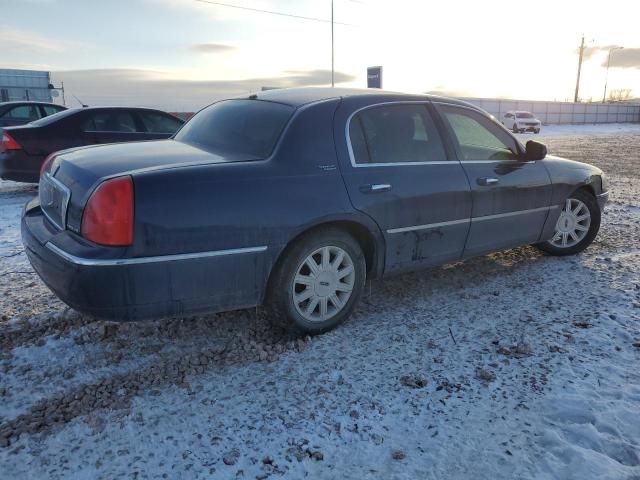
[0,69,53,103]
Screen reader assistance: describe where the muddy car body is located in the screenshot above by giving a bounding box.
[21,88,608,333]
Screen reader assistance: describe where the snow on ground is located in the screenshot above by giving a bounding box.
[1,125,639,479]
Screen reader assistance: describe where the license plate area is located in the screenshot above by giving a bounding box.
[39,173,71,230]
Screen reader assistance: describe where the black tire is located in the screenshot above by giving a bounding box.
[534,129,540,134]
[512,124,519,134]
[266,227,366,334]
[535,189,601,256]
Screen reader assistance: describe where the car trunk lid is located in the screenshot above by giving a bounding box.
[43,139,257,233]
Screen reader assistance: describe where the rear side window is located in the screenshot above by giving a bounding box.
[348,104,446,165]
[138,111,183,134]
[83,111,139,133]
[174,100,294,160]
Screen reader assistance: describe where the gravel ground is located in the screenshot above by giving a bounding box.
[1,125,639,479]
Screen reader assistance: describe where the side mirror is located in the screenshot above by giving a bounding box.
[525,140,547,161]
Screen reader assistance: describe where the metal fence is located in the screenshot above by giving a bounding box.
[458,97,640,125]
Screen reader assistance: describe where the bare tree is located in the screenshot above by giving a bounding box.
[607,88,632,102]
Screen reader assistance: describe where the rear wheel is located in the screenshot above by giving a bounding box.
[535,189,600,256]
[266,228,366,334]
[512,124,519,133]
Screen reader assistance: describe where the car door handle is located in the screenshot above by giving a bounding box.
[477,177,499,186]
[360,183,391,193]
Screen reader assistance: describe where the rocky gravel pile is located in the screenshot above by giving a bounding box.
[1,310,311,447]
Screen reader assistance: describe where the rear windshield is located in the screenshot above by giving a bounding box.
[174,99,294,160]
[515,112,534,118]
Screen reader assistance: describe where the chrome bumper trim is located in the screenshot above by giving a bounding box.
[45,242,268,267]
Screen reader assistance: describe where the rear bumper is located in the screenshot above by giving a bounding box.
[22,201,270,321]
[0,151,43,183]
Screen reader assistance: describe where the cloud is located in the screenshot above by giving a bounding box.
[49,68,357,110]
[607,48,640,69]
[191,43,236,54]
[583,45,640,69]
[426,85,473,98]
[0,25,69,53]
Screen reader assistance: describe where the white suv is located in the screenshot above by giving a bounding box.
[502,111,541,134]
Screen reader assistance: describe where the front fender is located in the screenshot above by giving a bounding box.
[541,155,604,203]
[538,155,605,242]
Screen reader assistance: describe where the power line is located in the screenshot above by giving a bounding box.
[195,0,352,25]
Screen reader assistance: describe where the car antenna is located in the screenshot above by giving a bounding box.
[72,94,88,108]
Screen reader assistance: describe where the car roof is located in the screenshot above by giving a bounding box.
[62,106,170,112]
[251,87,475,109]
[0,101,64,107]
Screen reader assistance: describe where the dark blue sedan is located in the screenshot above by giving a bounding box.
[21,88,608,333]
[1,106,183,183]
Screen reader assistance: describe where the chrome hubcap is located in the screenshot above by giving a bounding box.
[550,198,591,248]
[292,246,355,322]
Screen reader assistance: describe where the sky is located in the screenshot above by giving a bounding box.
[1,0,639,111]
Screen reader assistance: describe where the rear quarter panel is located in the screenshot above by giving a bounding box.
[131,99,378,304]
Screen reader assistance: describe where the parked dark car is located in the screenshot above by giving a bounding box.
[1,106,184,182]
[0,101,66,127]
[21,88,608,334]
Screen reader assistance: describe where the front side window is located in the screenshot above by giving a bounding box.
[83,111,138,133]
[41,105,64,116]
[348,104,446,165]
[438,105,520,161]
[174,100,293,160]
[138,111,183,134]
[6,105,40,121]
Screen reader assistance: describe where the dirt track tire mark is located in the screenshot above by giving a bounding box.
[0,318,309,448]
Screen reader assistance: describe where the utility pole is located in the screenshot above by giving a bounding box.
[331,0,334,87]
[603,46,623,103]
[574,35,585,103]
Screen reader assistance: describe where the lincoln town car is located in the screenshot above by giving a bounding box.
[21,88,608,333]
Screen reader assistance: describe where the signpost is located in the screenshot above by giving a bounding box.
[367,66,383,89]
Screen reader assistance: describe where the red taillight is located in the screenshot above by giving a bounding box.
[1,132,22,151]
[40,154,55,177]
[81,176,134,246]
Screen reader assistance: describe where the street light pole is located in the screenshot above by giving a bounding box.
[603,46,623,103]
[331,0,334,87]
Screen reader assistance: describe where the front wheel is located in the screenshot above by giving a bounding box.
[535,190,601,256]
[266,228,366,334]
[534,128,540,134]
[512,124,519,134]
